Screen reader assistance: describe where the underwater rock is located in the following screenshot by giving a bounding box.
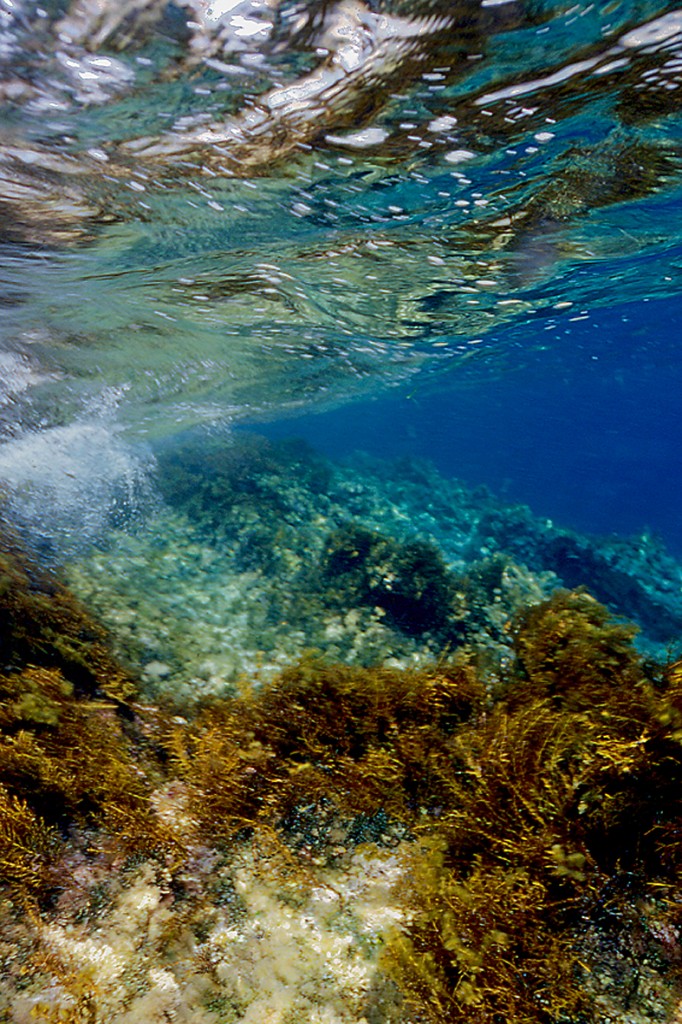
[0,518,169,896]
[0,513,135,701]
[4,542,682,1022]
[476,504,682,647]
[155,432,330,535]
[63,437,682,701]
[317,522,457,637]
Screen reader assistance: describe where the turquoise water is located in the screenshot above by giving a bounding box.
[1,0,682,591]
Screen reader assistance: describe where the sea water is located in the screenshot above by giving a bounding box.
[2,2,682,1020]
[1,0,681,543]
[1,0,682,657]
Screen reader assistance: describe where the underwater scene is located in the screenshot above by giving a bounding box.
[2,0,682,1020]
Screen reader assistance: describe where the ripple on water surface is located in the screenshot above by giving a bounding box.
[0,0,680,439]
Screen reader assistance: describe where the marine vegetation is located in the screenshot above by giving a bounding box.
[0,520,172,896]
[316,523,457,637]
[3,523,682,1022]
[382,590,682,1023]
[155,433,330,533]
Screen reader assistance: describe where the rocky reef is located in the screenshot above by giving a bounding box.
[2,511,682,1022]
[63,432,682,704]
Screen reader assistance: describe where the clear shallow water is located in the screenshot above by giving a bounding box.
[0,0,681,552]
[4,8,682,1016]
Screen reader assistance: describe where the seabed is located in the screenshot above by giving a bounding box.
[1,435,682,1023]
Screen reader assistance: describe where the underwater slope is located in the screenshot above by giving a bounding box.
[2,511,682,1021]
[59,435,682,703]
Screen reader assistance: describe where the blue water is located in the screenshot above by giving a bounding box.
[1,0,682,559]
[259,293,682,554]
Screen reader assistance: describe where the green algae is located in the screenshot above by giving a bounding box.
[155,433,331,536]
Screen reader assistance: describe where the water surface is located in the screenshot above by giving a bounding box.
[0,0,681,551]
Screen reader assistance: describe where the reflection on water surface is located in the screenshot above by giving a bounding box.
[0,0,681,451]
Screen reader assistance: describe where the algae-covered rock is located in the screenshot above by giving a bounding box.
[475,501,682,650]
[317,523,457,637]
[2,565,682,1023]
[0,518,168,895]
[155,432,330,535]
[0,516,135,702]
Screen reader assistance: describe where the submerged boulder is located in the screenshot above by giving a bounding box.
[318,523,456,637]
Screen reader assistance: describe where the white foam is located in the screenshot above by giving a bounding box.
[0,350,49,408]
[0,421,155,553]
[325,127,389,148]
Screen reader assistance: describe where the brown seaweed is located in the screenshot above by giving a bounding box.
[2,526,682,1021]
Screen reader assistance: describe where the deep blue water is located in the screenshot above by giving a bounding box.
[259,293,682,554]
